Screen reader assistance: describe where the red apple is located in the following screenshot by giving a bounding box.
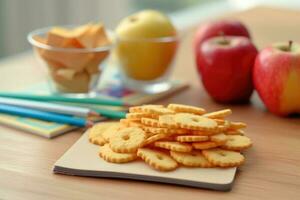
[194,20,251,52]
[196,36,258,103]
[253,41,300,116]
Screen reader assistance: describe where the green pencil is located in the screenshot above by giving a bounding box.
[93,108,126,119]
[0,92,128,107]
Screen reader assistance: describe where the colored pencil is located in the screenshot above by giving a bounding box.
[0,97,98,117]
[59,102,127,119]
[0,92,127,106]
[0,104,93,127]
[93,107,126,119]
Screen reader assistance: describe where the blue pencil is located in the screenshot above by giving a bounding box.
[0,104,93,127]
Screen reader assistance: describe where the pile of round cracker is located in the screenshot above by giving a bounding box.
[89,104,252,172]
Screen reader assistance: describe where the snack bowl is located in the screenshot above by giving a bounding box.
[27,25,114,94]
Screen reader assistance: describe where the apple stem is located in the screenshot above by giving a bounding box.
[219,31,229,45]
[288,40,293,51]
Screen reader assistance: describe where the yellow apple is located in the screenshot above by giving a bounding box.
[116,10,176,39]
[116,10,178,81]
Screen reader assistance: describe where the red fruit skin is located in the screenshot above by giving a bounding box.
[194,20,251,52]
[253,46,300,116]
[196,36,258,103]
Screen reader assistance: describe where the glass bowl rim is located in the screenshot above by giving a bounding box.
[114,33,181,43]
[27,25,115,53]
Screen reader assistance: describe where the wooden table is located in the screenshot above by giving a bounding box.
[0,6,299,200]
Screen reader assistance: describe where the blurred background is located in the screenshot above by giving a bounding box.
[0,0,300,59]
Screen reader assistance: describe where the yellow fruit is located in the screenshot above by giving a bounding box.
[116,10,177,81]
[116,10,176,39]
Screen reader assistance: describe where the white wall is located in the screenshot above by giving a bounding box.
[0,0,299,58]
[0,0,131,57]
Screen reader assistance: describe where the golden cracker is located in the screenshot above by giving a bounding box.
[126,113,154,120]
[225,129,245,135]
[142,126,169,134]
[109,127,146,153]
[215,120,230,132]
[222,135,252,151]
[129,105,163,113]
[120,119,130,127]
[168,128,190,135]
[101,123,121,142]
[137,148,178,171]
[229,122,247,130]
[90,135,107,146]
[214,119,225,125]
[120,118,141,127]
[120,119,145,129]
[99,144,137,163]
[158,114,179,128]
[174,113,218,131]
[154,141,192,152]
[142,133,169,146]
[140,118,160,127]
[210,133,228,145]
[88,122,118,142]
[192,141,220,150]
[142,126,188,135]
[167,104,206,115]
[203,109,232,119]
[129,121,145,128]
[142,106,175,115]
[202,148,245,167]
[170,150,213,168]
[192,130,216,136]
[159,135,176,141]
[176,135,209,142]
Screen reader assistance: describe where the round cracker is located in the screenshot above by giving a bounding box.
[222,135,252,150]
[141,118,160,127]
[99,144,137,163]
[158,114,179,128]
[137,148,178,171]
[109,127,146,153]
[210,133,228,145]
[129,105,163,113]
[154,141,192,152]
[170,150,213,167]
[174,113,218,131]
[102,124,121,142]
[167,104,206,115]
[192,141,220,150]
[176,135,209,142]
[229,122,247,130]
[91,135,107,146]
[143,106,175,115]
[203,109,232,119]
[202,148,245,167]
[126,113,153,120]
[88,122,119,142]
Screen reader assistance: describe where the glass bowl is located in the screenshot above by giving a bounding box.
[115,35,180,94]
[27,26,114,94]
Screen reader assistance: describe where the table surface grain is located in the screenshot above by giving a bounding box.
[0,6,299,200]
